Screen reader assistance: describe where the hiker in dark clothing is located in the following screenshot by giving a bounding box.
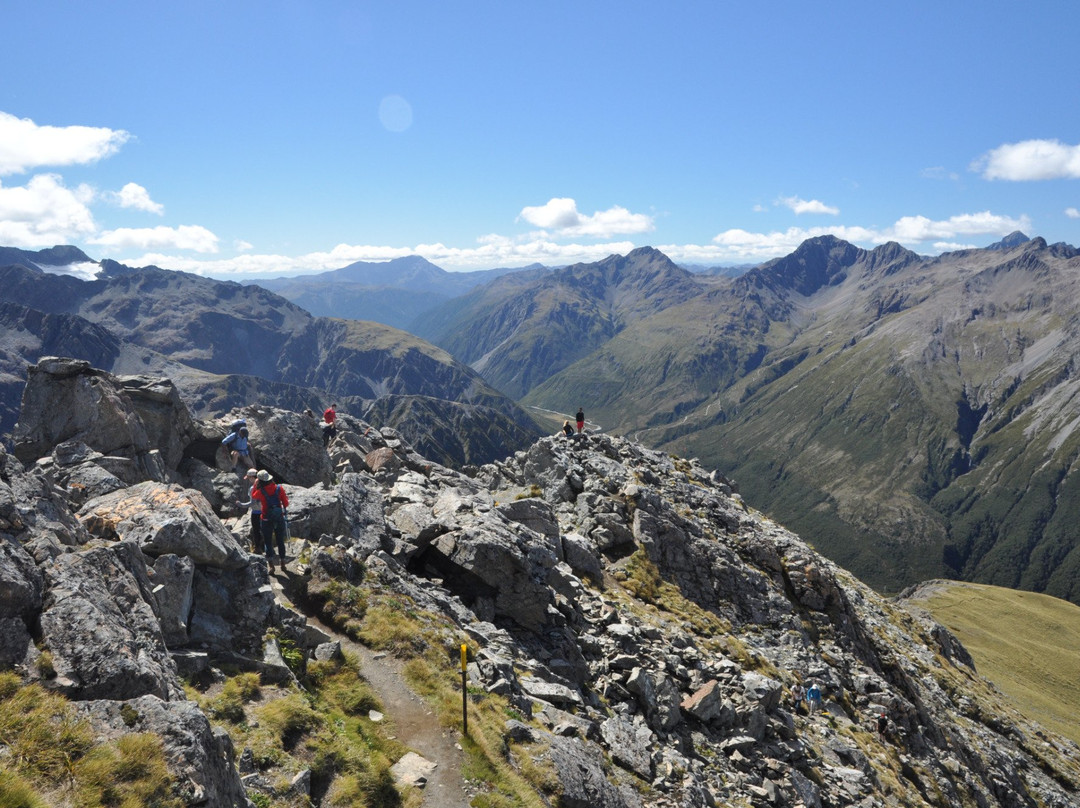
[575,407,585,434]
[251,470,289,571]
[561,420,574,437]
[877,711,889,740]
[235,468,262,551]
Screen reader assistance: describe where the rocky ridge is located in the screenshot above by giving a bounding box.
[1,357,1078,806]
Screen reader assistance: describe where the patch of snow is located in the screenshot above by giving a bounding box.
[36,261,100,281]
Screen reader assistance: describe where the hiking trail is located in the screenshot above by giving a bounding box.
[271,567,472,808]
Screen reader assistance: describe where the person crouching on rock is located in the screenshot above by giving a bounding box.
[222,424,253,476]
[561,420,574,437]
[251,470,289,572]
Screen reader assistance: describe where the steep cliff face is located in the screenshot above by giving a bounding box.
[1,358,1078,807]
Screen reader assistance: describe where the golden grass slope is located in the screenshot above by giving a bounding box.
[901,580,1080,746]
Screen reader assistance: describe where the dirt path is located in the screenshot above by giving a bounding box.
[271,570,472,808]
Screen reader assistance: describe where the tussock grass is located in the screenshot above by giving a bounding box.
[206,671,262,723]
[0,671,181,807]
[906,581,1080,746]
[74,733,182,808]
[0,769,48,808]
[193,656,406,808]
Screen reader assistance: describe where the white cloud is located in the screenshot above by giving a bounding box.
[0,174,97,247]
[0,111,130,175]
[973,139,1080,181]
[518,197,654,238]
[109,182,164,214]
[234,239,254,251]
[703,211,1030,262]
[777,195,839,215]
[90,224,219,253]
[932,242,977,252]
[889,211,1029,241]
[114,237,641,278]
[1066,207,1080,219]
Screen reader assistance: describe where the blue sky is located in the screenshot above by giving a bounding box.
[2,0,1079,278]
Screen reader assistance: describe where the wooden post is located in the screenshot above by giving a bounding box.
[460,643,468,735]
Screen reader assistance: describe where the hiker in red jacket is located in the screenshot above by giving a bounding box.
[251,470,289,571]
[322,404,337,448]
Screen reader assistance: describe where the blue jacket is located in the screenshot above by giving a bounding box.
[223,431,249,454]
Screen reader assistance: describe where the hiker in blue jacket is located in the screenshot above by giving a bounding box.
[222,420,252,474]
[807,683,823,715]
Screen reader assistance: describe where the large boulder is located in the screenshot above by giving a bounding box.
[237,406,334,488]
[40,542,183,701]
[188,562,278,656]
[78,482,247,569]
[280,473,388,548]
[13,358,152,464]
[116,374,200,470]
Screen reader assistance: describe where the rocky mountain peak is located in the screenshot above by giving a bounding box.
[2,357,1077,806]
[751,234,864,297]
[987,230,1031,250]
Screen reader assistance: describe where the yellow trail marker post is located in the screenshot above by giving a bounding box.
[460,643,468,735]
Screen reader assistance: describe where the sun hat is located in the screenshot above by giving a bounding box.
[256,470,272,482]
[246,468,258,477]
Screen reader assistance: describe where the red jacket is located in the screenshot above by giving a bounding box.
[323,407,336,424]
[251,483,288,519]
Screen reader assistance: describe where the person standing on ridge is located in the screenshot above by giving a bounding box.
[322,404,337,448]
[575,407,585,434]
[251,470,289,572]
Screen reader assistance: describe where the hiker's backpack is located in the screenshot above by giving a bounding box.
[230,418,247,432]
[262,486,284,517]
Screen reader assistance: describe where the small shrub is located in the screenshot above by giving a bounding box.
[278,637,306,676]
[0,670,21,699]
[120,703,140,728]
[34,650,55,680]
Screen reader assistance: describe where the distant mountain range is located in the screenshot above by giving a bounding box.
[0,253,542,466]
[7,232,1080,607]
[245,255,752,332]
[249,256,534,331]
